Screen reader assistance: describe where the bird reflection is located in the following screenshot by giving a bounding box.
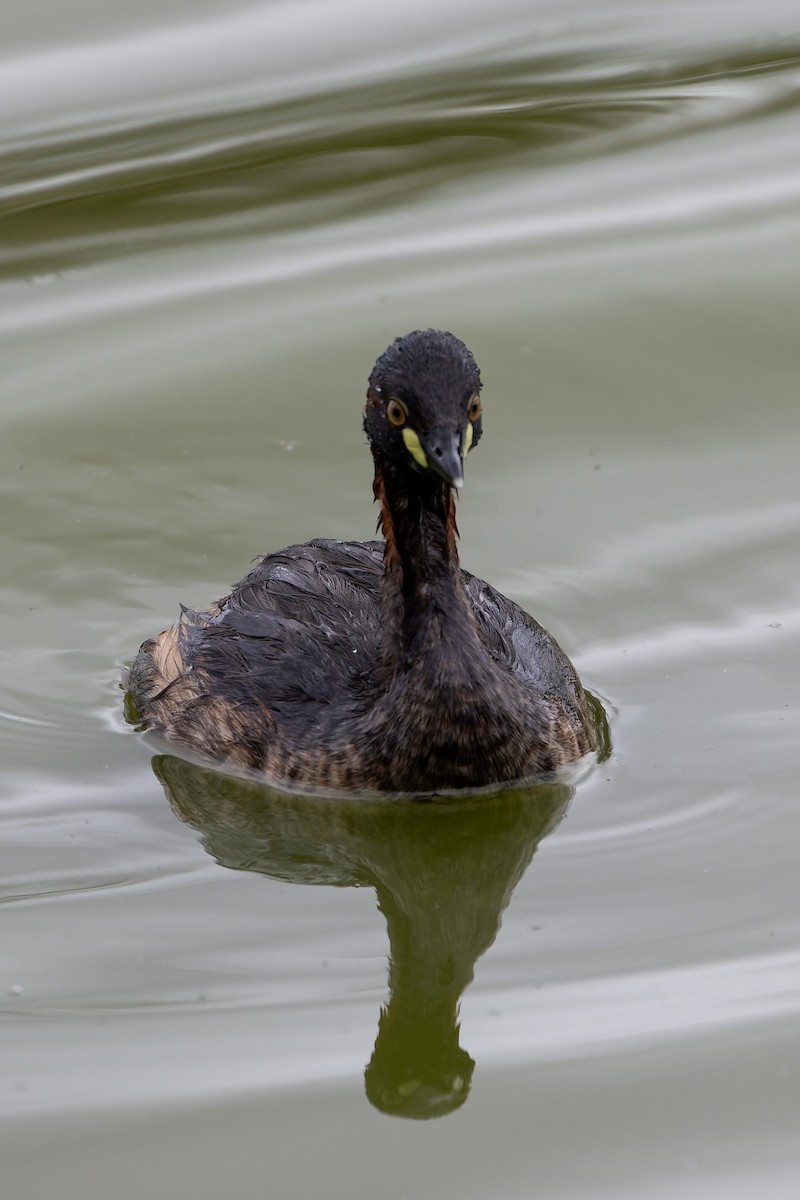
[153,755,575,1119]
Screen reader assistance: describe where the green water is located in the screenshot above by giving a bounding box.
[3,1,800,1196]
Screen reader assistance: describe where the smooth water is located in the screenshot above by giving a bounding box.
[3,1,800,1196]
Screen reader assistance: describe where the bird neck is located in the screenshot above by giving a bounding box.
[373,452,479,675]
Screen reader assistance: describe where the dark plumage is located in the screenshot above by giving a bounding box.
[127,329,595,792]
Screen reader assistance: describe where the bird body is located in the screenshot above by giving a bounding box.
[128,330,594,792]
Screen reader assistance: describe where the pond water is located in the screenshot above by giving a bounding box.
[3,1,800,1195]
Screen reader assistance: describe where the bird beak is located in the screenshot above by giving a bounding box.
[419,426,466,489]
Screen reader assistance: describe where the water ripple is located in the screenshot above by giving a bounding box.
[2,30,799,281]
[470,947,800,1063]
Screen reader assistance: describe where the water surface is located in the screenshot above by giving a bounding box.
[3,1,800,1196]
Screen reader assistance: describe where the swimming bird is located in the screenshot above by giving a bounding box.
[127,329,594,792]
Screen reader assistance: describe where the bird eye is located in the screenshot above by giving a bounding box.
[386,398,407,427]
[468,395,482,422]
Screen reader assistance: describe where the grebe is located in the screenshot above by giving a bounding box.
[127,329,594,791]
